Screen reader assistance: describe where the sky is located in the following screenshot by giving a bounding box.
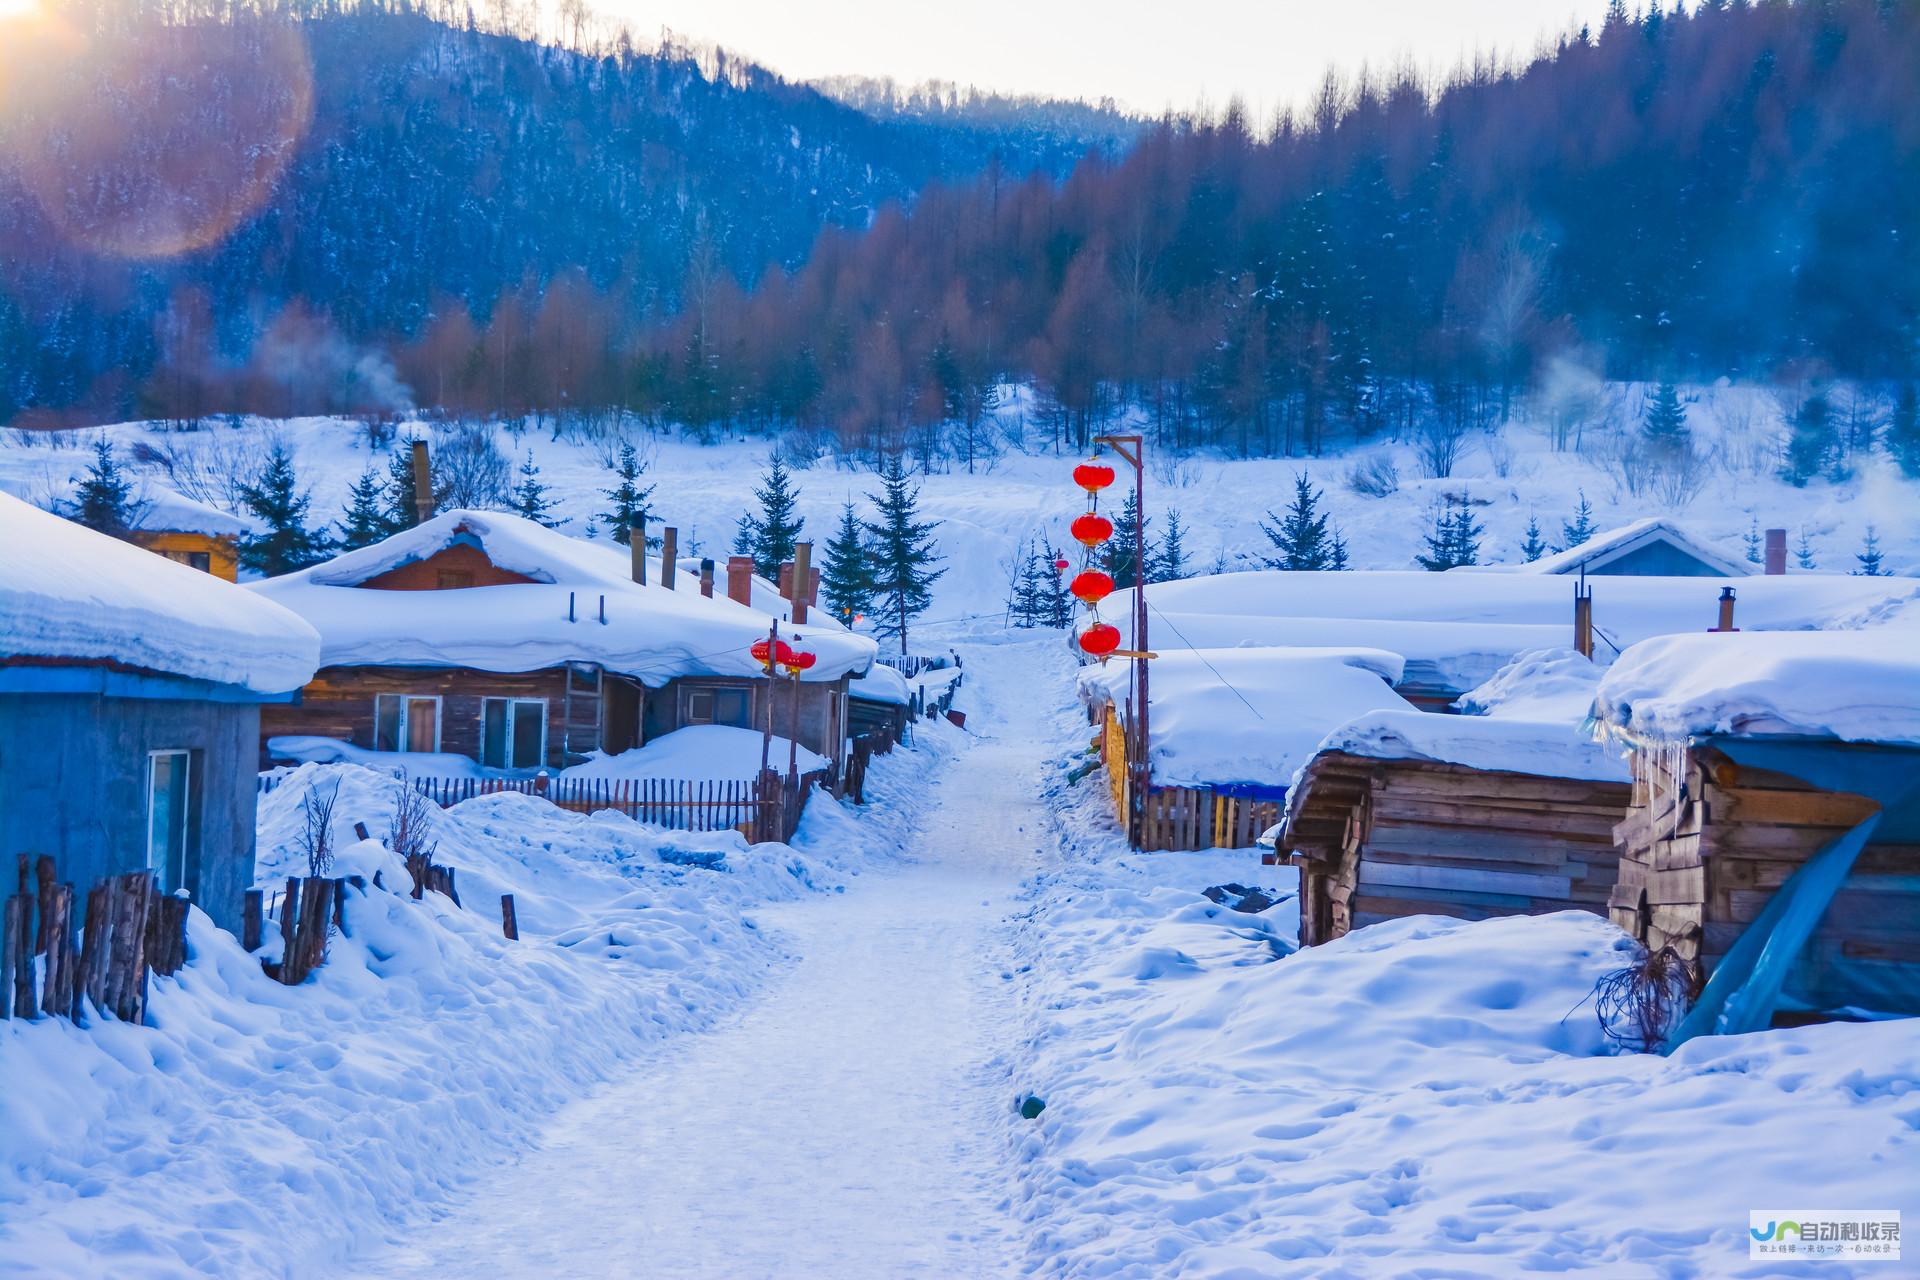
[606,0,1621,117]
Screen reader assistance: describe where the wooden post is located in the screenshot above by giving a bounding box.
[788,669,802,778]
[79,880,112,1018]
[411,438,435,523]
[760,620,779,778]
[500,894,519,941]
[243,889,264,952]
[353,821,370,841]
[1573,580,1594,658]
[1,894,22,1020]
[660,527,678,590]
[630,519,647,586]
[281,877,302,961]
[42,884,72,1018]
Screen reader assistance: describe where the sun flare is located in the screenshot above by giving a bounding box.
[0,0,42,22]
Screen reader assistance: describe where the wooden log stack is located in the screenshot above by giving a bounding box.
[0,856,188,1025]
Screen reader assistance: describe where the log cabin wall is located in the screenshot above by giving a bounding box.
[355,542,539,591]
[644,674,848,769]
[1609,746,1912,1012]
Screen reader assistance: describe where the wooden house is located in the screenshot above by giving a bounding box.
[1595,631,1920,1022]
[127,487,252,581]
[0,494,321,933]
[249,510,878,778]
[1281,710,1632,946]
[1463,518,1749,579]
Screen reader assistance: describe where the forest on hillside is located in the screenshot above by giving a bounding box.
[1,0,1917,461]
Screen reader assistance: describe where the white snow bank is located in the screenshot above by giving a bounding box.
[848,661,911,706]
[1595,630,1920,745]
[1457,645,1606,722]
[266,735,489,778]
[1308,708,1630,783]
[250,509,875,685]
[562,724,829,782]
[0,491,319,694]
[131,486,255,537]
[1008,836,1920,1276]
[1078,647,1412,787]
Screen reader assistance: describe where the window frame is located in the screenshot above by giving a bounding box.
[145,749,193,896]
[682,682,753,729]
[479,696,549,771]
[374,693,444,754]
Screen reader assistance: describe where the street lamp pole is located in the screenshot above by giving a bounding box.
[1094,433,1148,846]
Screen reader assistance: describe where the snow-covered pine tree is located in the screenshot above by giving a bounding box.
[1417,500,1456,572]
[1641,381,1689,456]
[239,444,331,575]
[1520,514,1548,562]
[337,466,389,550]
[1743,517,1763,565]
[1855,525,1885,576]
[1104,491,1151,590]
[1784,392,1833,486]
[1009,546,1049,628]
[71,437,136,535]
[821,502,875,624]
[1795,527,1817,569]
[1152,508,1189,583]
[1561,490,1596,549]
[511,452,562,527]
[863,453,946,653]
[1260,472,1333,570]
[1449,499,1485,568]
[732,514,758,558]
[745,456,805,577]
[1417,497,1484,571]
[1889,384,1920,479]
[601,442,656,546]
[1042,539,1075,627]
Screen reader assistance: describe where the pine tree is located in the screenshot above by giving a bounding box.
[1561,490,1597,549]
[384,442,421,532]
[1888,384,1920,479]
[1010,547,1049,628]
[337,466,389,550]
[1521,513,1548,562]
[600,442,656,546]
[510,452,562,527]
[1260,472,1334,570]
[1743,517,1763,565]
[238,444,331,576]
[1641,381,1689,456]
[732,513,758,557]
[71,437,137,535]
[1041,539,1075,627]
[1104,491,1151,590]
[744,455,805,577]
[1784,392,1833,486]
[1855,525,1885,577]
[1449,500,1485,568]
[1329,529,1351,571]
[863,453,946,653]
[1417,497,1484,571]
[1152,508,1189,583]
[821,501,874,624]
[1795,527,1817,570]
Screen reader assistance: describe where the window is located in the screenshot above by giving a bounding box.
[480,698,548,770]
[146,750,192,895]
[685,685,751,728]
[159,549,213,574]
[437,569,475,590]
[375,694,442,753]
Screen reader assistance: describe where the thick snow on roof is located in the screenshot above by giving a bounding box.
[1310,710,1630,784]
[0,492,319,694]
[1456,646,1606,722]
[1078,647,1412,787]
[251,510,876,685]
[662,556,848,630]
[1461,517,1748,577]
[848,662,912,706]
[1594,630,1920,746]
[132,487,255,538]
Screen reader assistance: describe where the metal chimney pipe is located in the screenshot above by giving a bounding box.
[410,439,435,523]
[699,558,715,598]
[791,541,812,625]
[1764,528,1787,575]
[1714,586,1737,632]
[660,527,678,590]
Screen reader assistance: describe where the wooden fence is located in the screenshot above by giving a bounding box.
[1096,706,1281,852]
[1,855,189,1025]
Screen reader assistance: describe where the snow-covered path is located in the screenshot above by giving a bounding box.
[355,639,1056,1278]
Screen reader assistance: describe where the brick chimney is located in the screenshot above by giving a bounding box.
[807,567,820,607]
[1764,528,1787,575]
[791,541,812,625]
[660,527,678,590]
[410,439,435,523]
[726,555,754,606]
[778,561,794,601]
[699,558,714,598]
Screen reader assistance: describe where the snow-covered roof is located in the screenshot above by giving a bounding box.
[131,487,255,538]
[662,555,847,630]
[848,662,912,706]
[1455,646,1605,722]
[1307,709,1630,784]
[1464,518,1749,578]
[250,510,876,685]
[0,492,320,695]
[1078,647,1413,788]
[1594,631,1920,747]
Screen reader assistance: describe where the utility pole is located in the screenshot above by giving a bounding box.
[1094,433,1149,847]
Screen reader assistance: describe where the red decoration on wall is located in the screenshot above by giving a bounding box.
[1070,512,1114,547]
[1078,622,1122,657]
[1070,569,1114,604]
[1073,461,1116,496]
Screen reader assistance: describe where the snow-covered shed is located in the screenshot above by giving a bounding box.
[0,494,320,932]
[1594,630,1920,1033]
[249,510,877,776]
[1464,518,1748,578]
[127,486,255,582]
[1282,650,1632,946]
[1077,647,1415,850]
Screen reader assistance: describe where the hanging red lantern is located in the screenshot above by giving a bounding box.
[1070,512,1114,547]
[750,638,772,667]
[784,649,817,675]
[774,639,796,667]
[1078,622,1122,657]
[1052,557,1070,573]
[1073,461,1116,496]
[1070,569,1114,604]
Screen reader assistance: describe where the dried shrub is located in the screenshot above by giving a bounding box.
[1345,452,1400,497]
[1592,942,1701,1053]
[388,777,438,867]
[299,779,341,877]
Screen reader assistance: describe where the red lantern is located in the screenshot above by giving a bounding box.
[774,639,796,667]
[784,649,817,675]
[1078,622,1122,657]
[1070,512,1114,547]
[750,638,772,667]
[1070,569,1114,604]
[1052,557,1070,573]
[1073,461,1116,496]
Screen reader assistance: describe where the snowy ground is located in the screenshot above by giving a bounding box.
[2,378,1914,631]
